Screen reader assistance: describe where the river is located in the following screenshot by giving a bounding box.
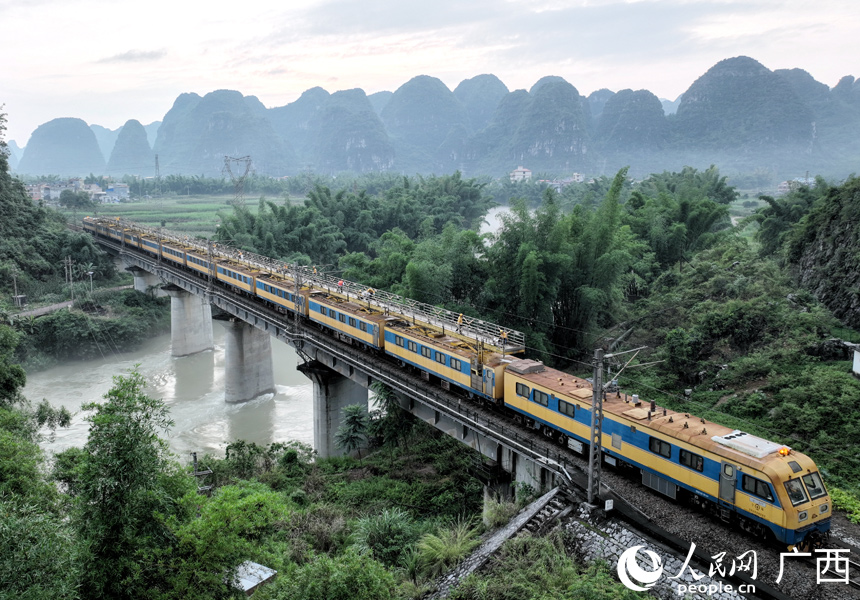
[26,323,315,459]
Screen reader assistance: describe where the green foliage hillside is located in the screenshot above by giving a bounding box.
[787,176,860,329]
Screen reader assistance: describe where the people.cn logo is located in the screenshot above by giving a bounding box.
[617,545,664,591]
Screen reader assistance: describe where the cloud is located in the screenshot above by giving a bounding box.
[98,49,167,63]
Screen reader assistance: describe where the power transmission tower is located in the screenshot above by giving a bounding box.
[223,155,252,208]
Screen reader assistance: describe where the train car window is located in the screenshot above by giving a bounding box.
[802,472,826,500]
[679,449,704,472]
[743,475,774,502]
[451,358,462,371]
[339,313,347,323]
[421,347,432,358]
[435,352,446,365]
[360,322,368,332]
[559,400,575,417]
[534,390,549,406]
[784,478,808,506]
[649,436,671,458]
[408,341,418,353]
[394,335,403,346]
[349,317,356,327]
[515,382,529,397]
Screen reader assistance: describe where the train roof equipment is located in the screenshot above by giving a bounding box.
[95,217,525,354]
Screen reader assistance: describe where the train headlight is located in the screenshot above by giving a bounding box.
[820,504,829,513]
[798,511,808,521]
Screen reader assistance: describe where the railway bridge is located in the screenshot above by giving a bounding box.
[90,234,579,503]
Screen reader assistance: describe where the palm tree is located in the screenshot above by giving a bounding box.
[334,404,369,460]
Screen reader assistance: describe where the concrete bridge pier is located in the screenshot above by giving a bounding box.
[220,317,275,403]
[298,360,369,459]
[162,284,214,357]
[126,265,166,297]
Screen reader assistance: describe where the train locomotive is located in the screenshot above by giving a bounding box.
[82,216,832,548]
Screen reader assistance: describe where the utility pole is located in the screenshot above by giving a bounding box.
[587,347,604,505]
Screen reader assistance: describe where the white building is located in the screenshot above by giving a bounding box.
[510,166,532,182]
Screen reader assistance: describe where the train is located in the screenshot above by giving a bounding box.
[82,216,832,549]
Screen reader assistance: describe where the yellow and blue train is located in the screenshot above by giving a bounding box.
[83,216,832,548]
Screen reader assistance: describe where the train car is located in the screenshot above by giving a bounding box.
[139,234,161,259]
[160,239,189,268]
[384,319,510,400]
[185,247,212,277]
[123,230,144,250]
[308,291,392,350]
[215,261,257,295]
[255,273,310,316]
[503,358,831,548]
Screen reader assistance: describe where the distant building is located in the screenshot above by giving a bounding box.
[105,183,129,201]
[776,177,815,195]
[510,166,532,182]
[25,184,44,201]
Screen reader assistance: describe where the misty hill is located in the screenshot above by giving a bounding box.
[153,90,294,177]
[587,89,615,122]
[307,89,394,173]
[6,140,22,170]
[12,56,860,180]
[268,87,331,164]
[453,74,509,133]
[368,91,393,116]
[90,124,119,163]
[106,119,154,177]
[380,75,471,174]
[673,56,814,151]
[17,118,105,176]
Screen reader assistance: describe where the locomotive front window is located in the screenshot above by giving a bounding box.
[649,436,671,458]
[784,479,809,506]
[802,472,826,500]
[742,475,774,502]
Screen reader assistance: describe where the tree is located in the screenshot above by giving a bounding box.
[74,368,194,599]
[334,403,369,460]
[58,189,96,220]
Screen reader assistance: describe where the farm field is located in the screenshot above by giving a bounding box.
[74,194,300,238]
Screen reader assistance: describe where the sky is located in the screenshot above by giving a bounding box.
[1,0,857,146]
